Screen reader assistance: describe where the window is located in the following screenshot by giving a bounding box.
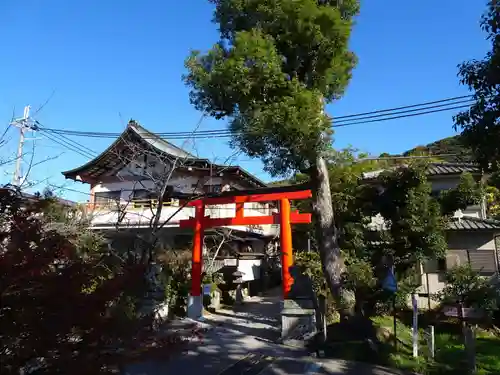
[94,191,121,206]
[468,250,497,276]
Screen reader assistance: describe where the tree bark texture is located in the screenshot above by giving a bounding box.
[310,155,343,301]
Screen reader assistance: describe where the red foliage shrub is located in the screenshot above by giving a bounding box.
[0,189,152,374]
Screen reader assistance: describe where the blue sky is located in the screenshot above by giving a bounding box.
[0,0,489,202]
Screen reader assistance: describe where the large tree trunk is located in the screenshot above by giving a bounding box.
[310,155,343,301]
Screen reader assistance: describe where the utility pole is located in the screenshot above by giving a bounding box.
[10,105,34,186]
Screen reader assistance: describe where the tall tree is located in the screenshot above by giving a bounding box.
[184,0,360,299]
[454,0,500,172]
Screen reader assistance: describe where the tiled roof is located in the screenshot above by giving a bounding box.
[362,162,480,180]
[447,217,500,231]
[426,162,480,176]
[61,122,267,187]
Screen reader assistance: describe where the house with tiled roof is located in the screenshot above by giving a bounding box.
[363,162,500,308]
[61,121,280,290]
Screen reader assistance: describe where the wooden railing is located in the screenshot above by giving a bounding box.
[83,199,274,215]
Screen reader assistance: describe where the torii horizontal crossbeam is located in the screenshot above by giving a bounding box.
[187,189,312,206]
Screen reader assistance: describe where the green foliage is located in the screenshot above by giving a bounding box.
[439,172,483,215]
[295,250,327,296]
[289,149,384,251]
[184,0,359,176]
[486,185,500,219]
[157,250,191,317]
[402,135,474,163]
[342,256,376,291]
[488,171,500,188]
[435,264,499,312]
[370,315,500,375]
[376,166,448,271]
[454,0,500,172]
[296,158,481,316]
[185,29,330,175]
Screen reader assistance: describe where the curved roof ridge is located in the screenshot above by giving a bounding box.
[62,121,204,179]
[128,121,197,160]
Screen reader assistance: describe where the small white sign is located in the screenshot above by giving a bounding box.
[412,294,418,358]
[224,258,238,266]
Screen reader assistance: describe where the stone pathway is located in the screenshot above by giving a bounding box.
[123,289,411,375]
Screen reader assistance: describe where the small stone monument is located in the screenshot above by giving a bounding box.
[232,270,245,305]
[280,266,317,346]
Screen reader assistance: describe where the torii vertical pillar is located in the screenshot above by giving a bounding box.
[187,202,204,319]
[279,198,294,297]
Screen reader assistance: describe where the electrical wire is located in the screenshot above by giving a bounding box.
[333,98,475,125]
[47,184,92,197]
[0,124,11,142]
[333,103,472,128]
[38,130,96,159]
[38,94,474,139]
[35,121,97,157]
[332,94,473,120]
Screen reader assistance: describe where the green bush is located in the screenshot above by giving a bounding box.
[435,264,499,314]
[157,250,191,317]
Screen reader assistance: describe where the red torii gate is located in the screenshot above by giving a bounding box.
[179,186,312,318]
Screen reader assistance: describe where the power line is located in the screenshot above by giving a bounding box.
[35,121,97,158]
[47,129,97,156]
[39,130,96,159]
[332,94,472,120]
[48,183,91,197]
[39,94,474,139]
[358,153,460,162]
[333,98,474,125]
[333,103,472,128]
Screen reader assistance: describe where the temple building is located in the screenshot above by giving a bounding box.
[62,120,281,289]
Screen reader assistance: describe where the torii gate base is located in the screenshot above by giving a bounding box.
[180,187,312,321]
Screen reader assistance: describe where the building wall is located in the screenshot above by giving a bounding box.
[92,176,202,201]
[416,230,499,309]
[93,166,252,202]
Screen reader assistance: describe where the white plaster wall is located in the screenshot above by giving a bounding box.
[116,155,173,178]
[238,259,262,281]
[93,175,203,200]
